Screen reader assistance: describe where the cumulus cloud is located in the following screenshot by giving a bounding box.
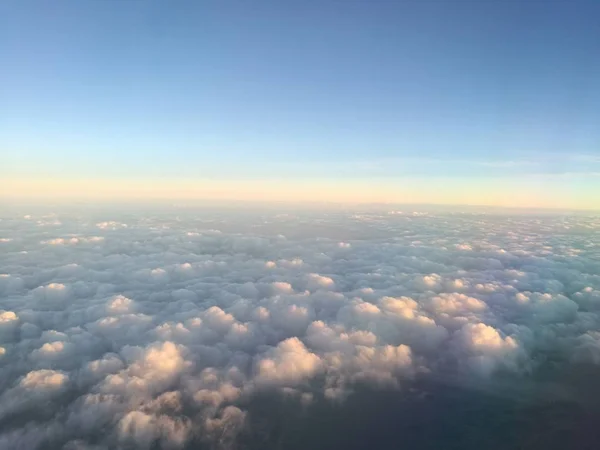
[0,207,599,448]
[106,295,136,315]
[454,323,523,376]
[305,273,336,290]
[255,337,323,388]
[32,283,71,310]
[20,369,69,390]
[41,237,104,246]
[0,310,19,336]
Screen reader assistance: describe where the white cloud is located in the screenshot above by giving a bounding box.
[0,310,18,324]
[454,323,523,376]
[41,236,104,245]
[0,207,599,448]
[96,221,127,230]
[106,294,136,315]
[255,337,323,388]
[305,273,336,290]
[20,369,69,390]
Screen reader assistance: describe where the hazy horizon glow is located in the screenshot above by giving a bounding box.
[3,175,599,211]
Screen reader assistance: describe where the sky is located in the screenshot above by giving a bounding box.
[2,0,600,208]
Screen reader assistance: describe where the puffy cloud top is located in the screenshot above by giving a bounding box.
[0,207,599,448]
[0,310,18,323]
[20,369,69,390]
[256,337,323,387]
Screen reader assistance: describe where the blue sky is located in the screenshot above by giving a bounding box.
[1,0,599,205]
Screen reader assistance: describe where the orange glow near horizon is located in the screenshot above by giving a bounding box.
[2,176,598,210]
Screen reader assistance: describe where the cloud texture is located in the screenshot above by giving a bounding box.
[0,206,599,448]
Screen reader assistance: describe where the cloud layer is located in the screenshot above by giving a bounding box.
[0,207,599,448]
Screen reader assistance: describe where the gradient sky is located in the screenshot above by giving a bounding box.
[2,0,600,207]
